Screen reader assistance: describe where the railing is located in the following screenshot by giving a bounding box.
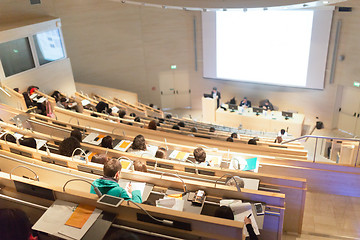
[282,135,360,166]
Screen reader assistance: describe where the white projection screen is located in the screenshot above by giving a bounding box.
[202,8,334,89]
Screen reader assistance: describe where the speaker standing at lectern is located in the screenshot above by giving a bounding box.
[211,87,221,108]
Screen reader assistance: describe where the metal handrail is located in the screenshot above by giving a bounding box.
[281,134,360,166]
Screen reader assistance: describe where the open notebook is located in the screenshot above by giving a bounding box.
[220,200,260,237]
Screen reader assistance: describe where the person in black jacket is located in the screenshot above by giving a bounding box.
[244,216,259,240]
[240,97,251,108]
[211,87,221,108]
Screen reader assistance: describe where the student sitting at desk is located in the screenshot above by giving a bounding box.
[101,135,113,149]
[193,147,208,166]
[70,129,82,142]
[127,134,155,157]
[59,137,81,157]
[261,99,274,111]
[147,120,157,130]
[91,158,142,203]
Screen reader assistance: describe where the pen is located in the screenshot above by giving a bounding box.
[247,213,252,218]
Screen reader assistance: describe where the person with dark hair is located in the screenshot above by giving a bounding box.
[0,208,38,240]
[158,118,165,123]
[127,122,133,126]
[193,147,207,165]
[147,120,157,130]
[129,113,136,117]
[19,137,37,149]
[239,97,251,108]
[101,136,113,149]
[3,134,16,144]
[118,110,126,118]
[261,99,274,111]
[231,133,238,139]
[106,229,140,240]
[178,121,185,127]
[27,86,39,95]
[90,158,142,202]
[149,103,154,108]
[244,216,259,240]
[214,206,234,220]
[91,113,99,117]
[130,135,146,151]
[51,90,61,102]
[248,138,257,145]
[70,129,82,142]
[166,114,172,119]
[95,101,109,114]
[134,117,141,123]
[59,137,81,157]
[57,97,69,109]
[133,160,147,172]
[91,154,108,164]
[226,137,234,142]
[278,128,288,137]
[274,136,283,144]
[191,127,198,133]
[155,148,166,159]
[209,127,215,132]
[22,92,35,108]
[172,125,180,130]
[13,88,19,93]
[211,87,221,108]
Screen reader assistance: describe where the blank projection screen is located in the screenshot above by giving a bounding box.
[202,8,334,89]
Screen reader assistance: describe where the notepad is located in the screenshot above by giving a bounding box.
[114,140,132,152]
[242,157,258,172]
[120,159,132,170]
[65,204,96,229]
[81,99,91,106]
[119,181,146,199]
[169,150,190,161]
[35,139,47,150]
[82,133,105,145]
[220,200,259,237]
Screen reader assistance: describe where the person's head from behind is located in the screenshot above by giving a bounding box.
[178,121,185,128]
[148,120,157,130]
[104,158,122,180]
[134,117,141,122]
[0,208,32,240]
[101,136,113,149]
[191,127,198,133]
[133,160,147,172]
[4,134,16,144]
[193,147,206,163]
[118,110,126,118]
[155,148,166,159]
[59,137,81,157]
[209,127,215,132]
[212,87,217,93]
[71,129,82,142]
[280,129,286,135]
[275,136,283,143]
[91,154,108,164]
[214,206,234,220]
[130,113,136,118]
[19,138,36,149]
[231,132,238,139]
[60,97,68,107]
[132,134,146,150]
[149,103,154,108]
[226,137,234,142]
[225,176,245,189]
[166,114,172,119]
[248,138,257,145]
[172,125,180,130]
[51,90,61,101]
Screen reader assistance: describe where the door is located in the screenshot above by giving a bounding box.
[159,70,191,110]
[337,86,360,135]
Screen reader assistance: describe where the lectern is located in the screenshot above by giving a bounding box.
[202,97,217,123]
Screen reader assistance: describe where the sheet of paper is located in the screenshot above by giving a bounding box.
[118,180,146,199]
[13,132,24,140]
[206,154,222,167]
[169,150,190,161]
[113,140,132,152]
[58,208,102,240]
[81,99,91,106]
[37,97,47,103]
[111,106,119,113]
[147,144,159,156]
[35,139,47,150]
[120,159,132,170]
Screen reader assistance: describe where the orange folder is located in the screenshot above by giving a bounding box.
[65,204,96,229]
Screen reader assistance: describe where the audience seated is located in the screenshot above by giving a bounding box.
[0,208,38,240]
[178,121,185,127]
[101,136,113,149]
[19,137,37,149]
[129,113,136,117]
[155,147,166,159]
[274,136,283,144]
[95,101,110,114]
[91,154,108,164]
[3,134,16,144]
[191,127,198,133]
[133,160,147,172]
[193,147,208,166]
[56,97,68,109]
[90,158,142,202]
[248,138,257,145]
[278,128,288,137]
[59,136,81,157]
[244,217,259,240]
[127,135,154,157]
[118,110,126,118]
[209,127,215,132]
[134,117,141,123]
[225,176,245,188]
[172,125,180,130]
[147,120,157,130]
[51,90,62,102]
[230,132,238,139]
[70,129,82,142]
[166,114,172,119]
[214,206,234,220]
[226,137,234,142]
